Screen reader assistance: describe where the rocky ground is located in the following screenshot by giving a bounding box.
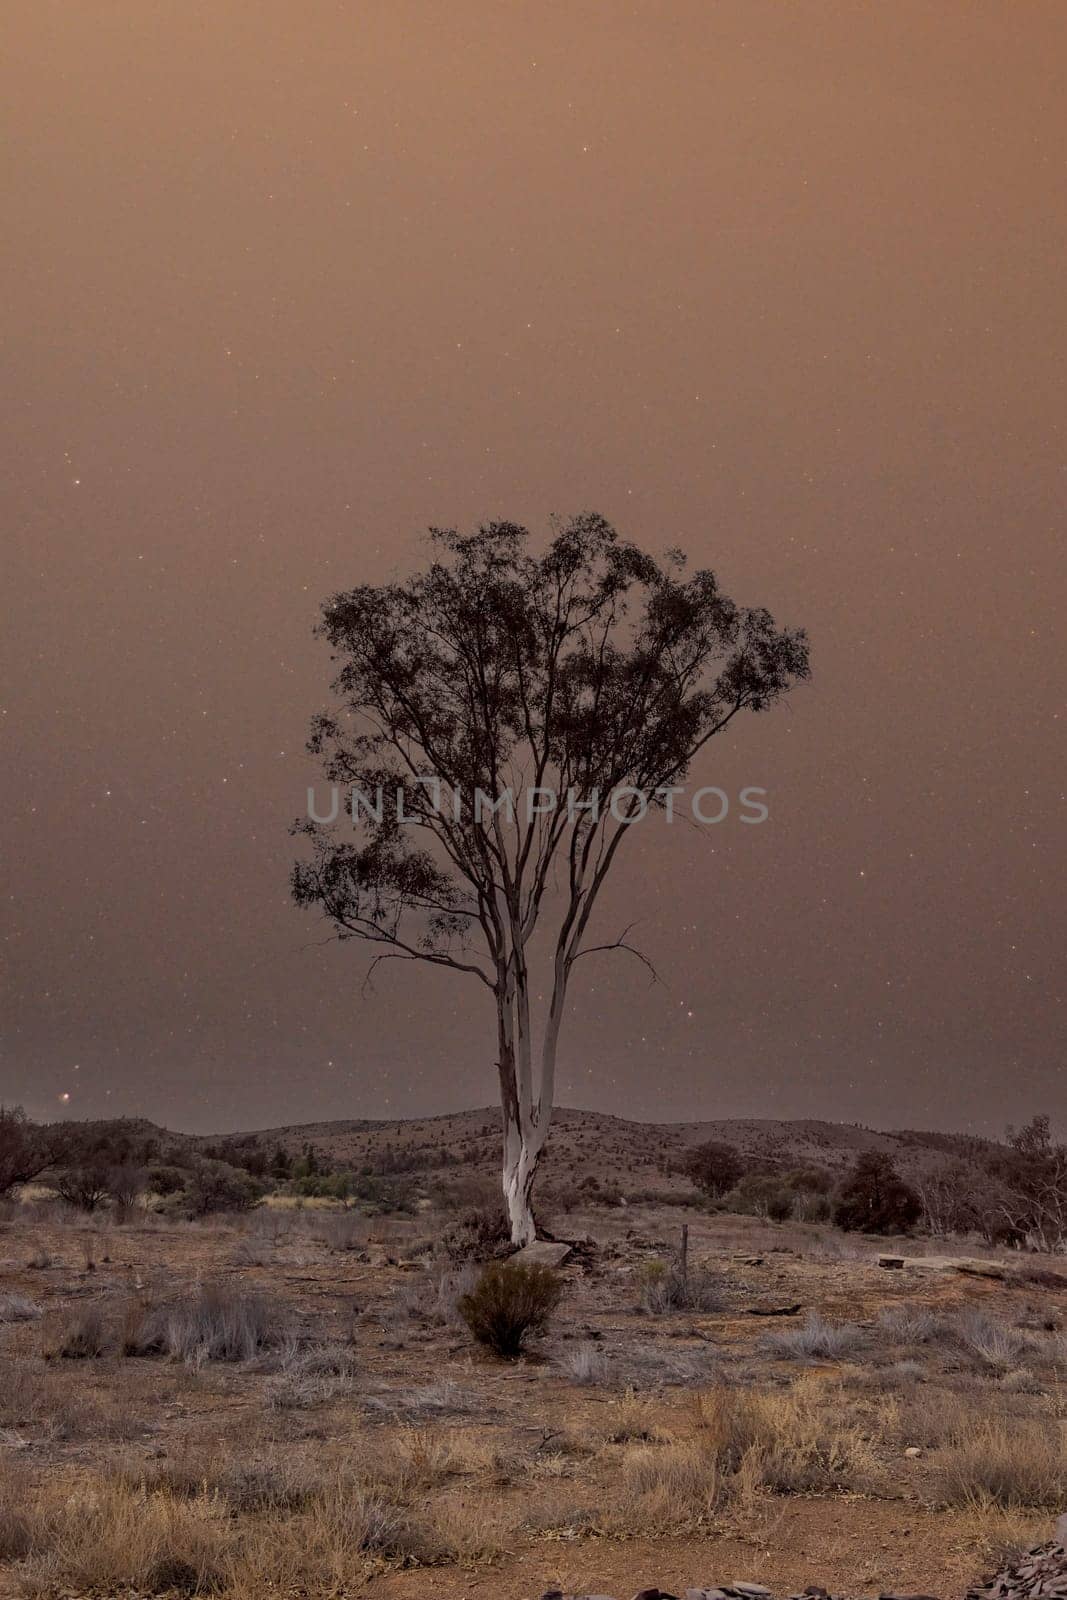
[540,1530,1067,1600]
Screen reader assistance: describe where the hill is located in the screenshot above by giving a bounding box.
[212,1107,1000,1190]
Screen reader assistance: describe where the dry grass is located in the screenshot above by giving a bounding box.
[635,1257,724,1314]
[609,1439,724,1531]
[15,1478,234,1597]
[2,1197,1066,1598]
[0,1294,40,1324]
[558,1340,610,1385]
[693,1377,877,1495]
[762,1311,865,1362]
[10,1454,472,1597]
[41,1304,111,1360]
[123,1284,284,1364]
[935,1417,1067,1509]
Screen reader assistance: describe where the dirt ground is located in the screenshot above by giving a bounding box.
[1,1201,1064,1599]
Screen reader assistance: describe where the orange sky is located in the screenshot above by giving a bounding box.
[3,2,1064,1133]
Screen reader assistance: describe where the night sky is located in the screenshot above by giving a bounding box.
[3,3,1064,1137]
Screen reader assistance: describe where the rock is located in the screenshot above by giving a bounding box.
[877,1253,1005,1280]
[745,1303,802,1317]
[732,1586,772,1597]
[904,1445,922,1458]
[511,1239,574,1270]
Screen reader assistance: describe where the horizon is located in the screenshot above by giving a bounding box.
[24,1100,1024,1150]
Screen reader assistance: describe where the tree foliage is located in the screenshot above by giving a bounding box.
[683,1138,744,1198]
[833,1150,922,1234]
[0,1106,63,1196]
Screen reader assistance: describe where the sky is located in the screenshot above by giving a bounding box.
[2,1,1064,1138]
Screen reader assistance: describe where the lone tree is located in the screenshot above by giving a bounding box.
[683,1139,745,1199]
[292,516,809,1244]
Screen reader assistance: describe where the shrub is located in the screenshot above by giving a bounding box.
[613,1439,723,1531]
[177,1159,265,1216]
[145,1163,187,1197]
[949,1308,1038,1373]
[441,1203,510,1263]
[682,1140,743,1198]
[722,1171,794,1220]
[458,1261,562,1357]
[833,1150,921,1234]
[52,1161,112,1212]
[693,1377,875,1493]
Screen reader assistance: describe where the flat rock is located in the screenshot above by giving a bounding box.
[877,1253,1005,1279]
[511,1239,574,1269]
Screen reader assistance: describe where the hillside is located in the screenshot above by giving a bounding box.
[216,1107,999,1190]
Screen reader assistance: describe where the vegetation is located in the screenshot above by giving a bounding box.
[292,517,810,1243]
[833,1150,922,1234]
[682,1139,744,1198]
[458,1261,562,1357]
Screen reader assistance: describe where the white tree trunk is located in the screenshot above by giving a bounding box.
[496,929,565,1245]
[499,1019,553,1246]
[502,1135,539,1246]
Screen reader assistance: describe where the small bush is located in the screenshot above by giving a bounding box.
[0,1503,33,1561]
[458,1261,562,1358]
[613,1439,722,1531]
[693,1378,875,1494]
[441,1203,510,1263]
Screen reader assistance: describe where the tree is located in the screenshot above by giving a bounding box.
[0,1106,64,1197]
[53,1160,112,1212]
[683,1139,744,1198]
[293,516,809,1243]
[833,1150,921,1235]
[991,1115,1067,1253]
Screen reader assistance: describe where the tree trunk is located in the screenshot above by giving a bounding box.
[495,943,562,1246]
[498,1024,552,1246]
[502,1131,539,1246]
